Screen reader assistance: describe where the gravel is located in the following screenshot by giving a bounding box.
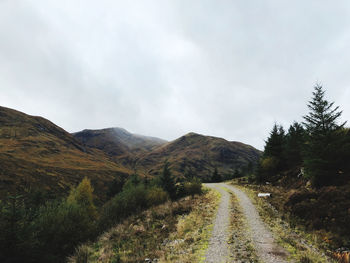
[204,183,231,263]
[224,183,288,263]
[204,183,288,263]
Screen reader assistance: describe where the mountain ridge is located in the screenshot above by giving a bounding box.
[0,105,261,197]
[0,106,132,199]
[135,131,261,181]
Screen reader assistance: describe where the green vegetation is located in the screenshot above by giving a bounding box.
[211,167,222,182]
[249,85,350,257]
[68,188,218,263]
[0,162,203,262]
[303,85,348,187]
[234,183,335,262]
[159,161,177,200]
[257,84,349,187]
[0,177,98,262]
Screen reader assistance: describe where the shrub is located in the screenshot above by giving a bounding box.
[146,187,168,206]
[32,199,97,261]
[67,244,92,263]
[183,179,202,197]
[100,184,148,228]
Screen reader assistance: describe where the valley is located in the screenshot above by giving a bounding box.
[0,104,349,263]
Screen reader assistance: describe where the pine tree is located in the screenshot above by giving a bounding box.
[302,85,346,186]
[285,122,305,168]
[262,123,286,173]
[264,124,286,158]
[303,85,346,136]
[159,161,177,200]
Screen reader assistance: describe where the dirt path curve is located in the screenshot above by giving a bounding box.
[204,183,231,263]
[204,183,288,263]
[223,183,288,263]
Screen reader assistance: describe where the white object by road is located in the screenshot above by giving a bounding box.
[258,193,271,197]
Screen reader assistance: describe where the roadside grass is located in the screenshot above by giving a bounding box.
[231,181,335,263]
[226,188,259,263]
[68,188,219,263]
[160,188,219,262]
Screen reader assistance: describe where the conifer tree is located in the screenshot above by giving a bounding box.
[264,124,285,155]
[263,123,286,172]
[303,85,346,136]
[159,161,177,200]
[285,122,305,168]
[302,85,346,186]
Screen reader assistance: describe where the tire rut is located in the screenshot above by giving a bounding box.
[204,183,231,263]
[205,183,288,263]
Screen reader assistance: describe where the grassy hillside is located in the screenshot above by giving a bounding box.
[73,127,167,156]
[0,106,132,199]
[136,132,261,181]
[0,105,261,198]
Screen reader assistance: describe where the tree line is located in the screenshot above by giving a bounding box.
[256,85,350,187]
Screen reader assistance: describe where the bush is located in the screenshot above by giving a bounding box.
[100,184,148,228]
[0,177,99,263]
[146,187,168,206]
[32,199,97,261]
[67,244,92,263]
[183,179,202,197]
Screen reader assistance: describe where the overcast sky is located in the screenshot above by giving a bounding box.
[1,0,350,150]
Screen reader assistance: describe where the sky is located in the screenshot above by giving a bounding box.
[1,0,350,150]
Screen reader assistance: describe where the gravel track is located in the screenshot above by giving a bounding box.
[224,184,288,263]
[204,183,231,263]
[205,183,288,263]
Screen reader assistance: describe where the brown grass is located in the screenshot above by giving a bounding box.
[0,106,133,200]
[227,190,259,262]
[68,189,219,263]
[231,180,335,262]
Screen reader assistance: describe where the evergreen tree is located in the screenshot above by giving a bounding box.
[303,85,346,136]
[264,124,286,159]
[159,161,177,200]
[260,124,286,178]
[302,85,346,186]
[285,122,305,168]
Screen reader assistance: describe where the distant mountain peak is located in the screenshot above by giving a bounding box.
[73,127,167,156]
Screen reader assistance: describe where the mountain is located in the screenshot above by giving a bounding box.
[73,128,261,180]
[0,106,131,199]
[136,132,261,181]
[0,106,261,197]
[73,127,167,157]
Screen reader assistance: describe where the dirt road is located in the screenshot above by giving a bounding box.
[205,183,288,263]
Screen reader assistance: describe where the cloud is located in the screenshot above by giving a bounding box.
[0,0,349,150]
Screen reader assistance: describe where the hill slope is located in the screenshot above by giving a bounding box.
[136,132,261,181]
[0,106,131,198]
[73,127,167,157]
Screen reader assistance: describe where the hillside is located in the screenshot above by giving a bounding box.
[73,127,166,157]
[136,132,261,181]
[0,106,261,197]
[0,106,132,199]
